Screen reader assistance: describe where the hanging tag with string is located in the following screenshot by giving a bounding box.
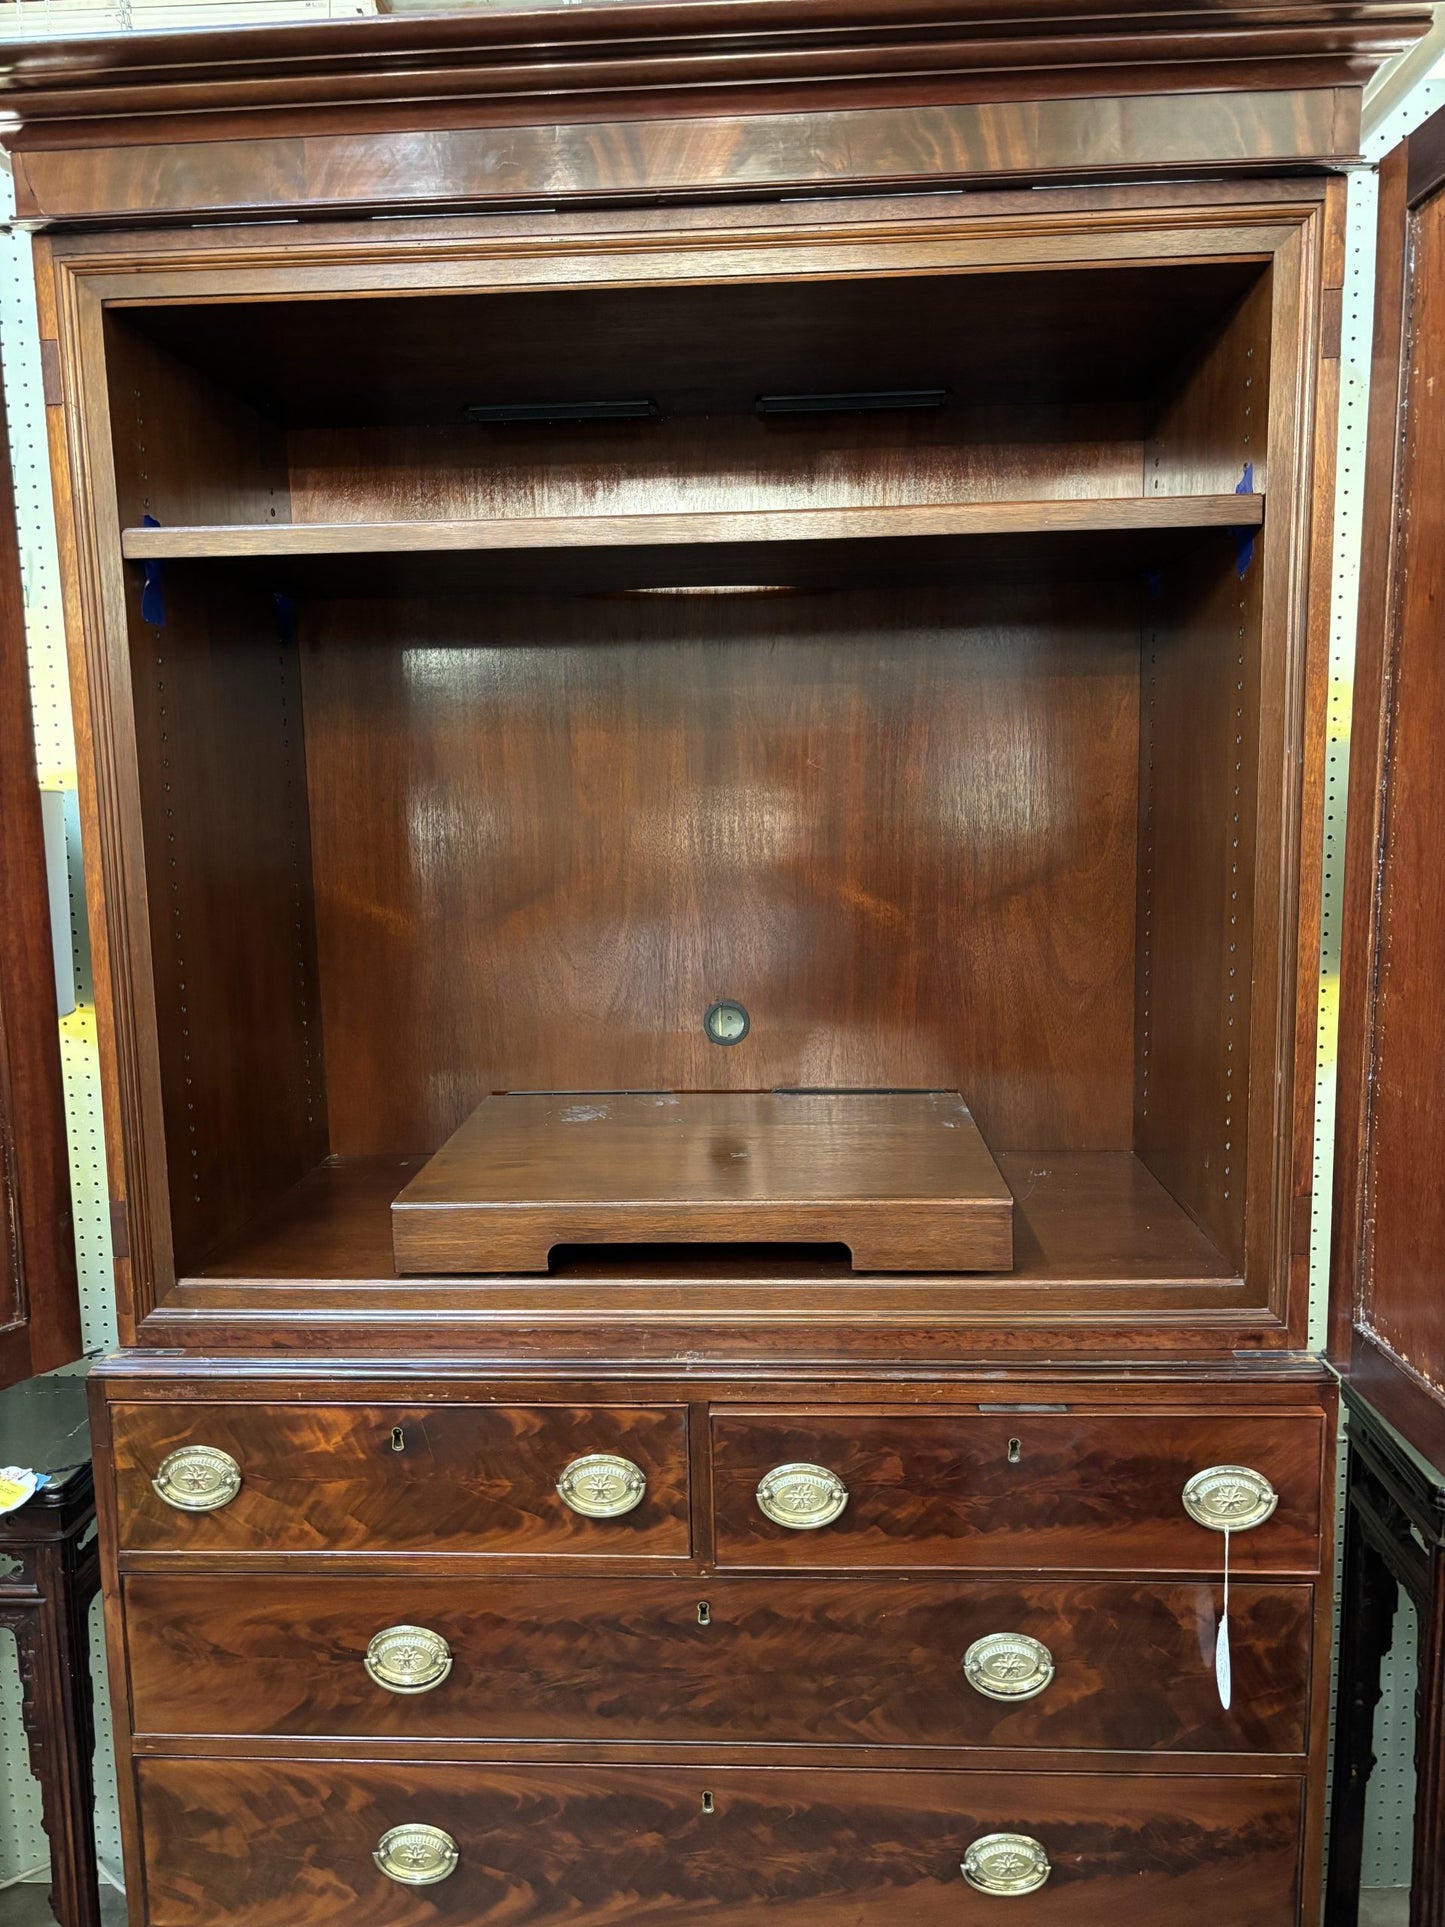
[1181,1464,1279,1712]
[1215,1524,1233,1709]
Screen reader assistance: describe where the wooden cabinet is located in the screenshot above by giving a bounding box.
[0,344,80,1388]
[1,4,1431,1922]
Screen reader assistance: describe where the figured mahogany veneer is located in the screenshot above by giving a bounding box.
[133,1758,1306,1926]
[124,1571,1313,1756]
[392,1092,1015,1275]
[109,1402,690,1558]
[712,1409,1325,1572]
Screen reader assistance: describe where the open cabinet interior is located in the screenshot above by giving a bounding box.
[102,249,1279,1303]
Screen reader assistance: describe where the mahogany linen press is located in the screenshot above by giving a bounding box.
[1,4,1436,1920]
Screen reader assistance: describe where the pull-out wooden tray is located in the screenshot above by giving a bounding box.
[392,1091,1013,1275]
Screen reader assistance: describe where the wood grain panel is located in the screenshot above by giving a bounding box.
[121,494,1261,560]
[300,580,1139,1154]
[124,1571,1313,1755]
[712,1408,1324,1572]
[110,1402,689,1557]
[134,1757,1304,1925]
[123,566,327,1274]
[10,89,1359,228]
[1348,180,1445,1420]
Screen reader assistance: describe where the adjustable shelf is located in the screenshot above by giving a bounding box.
[122,493,1261,562]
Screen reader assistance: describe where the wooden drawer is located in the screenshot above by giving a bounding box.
[135,1759,1304,1924]
[110,1402,690,1556]
[712,1409,1324,1571]
[125,1572,1313,1755]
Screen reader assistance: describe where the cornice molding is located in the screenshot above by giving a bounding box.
[0,0,1431,146]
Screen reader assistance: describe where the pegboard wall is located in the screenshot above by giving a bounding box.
[0,10,1443,1907]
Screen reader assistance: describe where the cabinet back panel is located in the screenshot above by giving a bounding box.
[287,403,1143,526]
[299,581,1139,1154]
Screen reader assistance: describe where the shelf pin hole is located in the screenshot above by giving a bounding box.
[1007,1438,1022,1464]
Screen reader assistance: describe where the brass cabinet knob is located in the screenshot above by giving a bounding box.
[961,1834,1052,1897]
[373,1823,459,1887]
[364,1625,453,1695]
[151,1446,242,1513]
[963,1633,1055,1703]
[1182,1464,1279,1532]
[557,1453,647,1519]
[755,1461,849,1530]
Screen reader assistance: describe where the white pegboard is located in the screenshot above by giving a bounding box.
[1364,1590,1422,1889]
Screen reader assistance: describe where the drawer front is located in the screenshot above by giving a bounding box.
[110,1402,690,1556]
[713,1410,1324,1571]
[136,1759,1303,1925]
[125,1572,1312,1755]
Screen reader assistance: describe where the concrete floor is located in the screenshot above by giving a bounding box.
[0,1881,1417,1924]
[0,1888,126,1925]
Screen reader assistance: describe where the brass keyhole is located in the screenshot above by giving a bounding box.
[697,1601,711,1626]
[391,1426,406,1453]
[1007,1438,1022,1464]
[701,1792,715,1815]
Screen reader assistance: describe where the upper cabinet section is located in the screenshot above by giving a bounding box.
[0,0,1432,225]
[32,183,1339,1358]
[1333,106,1445,1469]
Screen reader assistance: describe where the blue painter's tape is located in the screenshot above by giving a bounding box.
[139,513,165,626]
[274,592,297,648]
[1234,462,1257,579]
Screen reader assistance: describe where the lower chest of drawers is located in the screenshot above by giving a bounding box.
[96,1368,1334,1923]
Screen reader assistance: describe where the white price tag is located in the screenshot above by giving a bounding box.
[1215,1525,1233,1710]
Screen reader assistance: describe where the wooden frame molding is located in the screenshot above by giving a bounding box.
[0,0,1428,225]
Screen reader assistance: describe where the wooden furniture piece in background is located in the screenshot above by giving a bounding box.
[0,1368,101,1927]
[0,5,1431,1922]
[0,343,80,1389]
[1326,1392,1445,1927]
[1326,97,1445,1927]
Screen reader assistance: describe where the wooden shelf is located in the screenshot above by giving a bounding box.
[123,494,1260,563]
[188,1149,1237,1298]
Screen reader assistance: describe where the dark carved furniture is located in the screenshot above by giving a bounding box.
[1,6,1434,1923]
[1325,1392,1445,1927]
[0,1368,102,1927]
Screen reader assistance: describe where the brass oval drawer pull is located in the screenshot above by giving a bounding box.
[963,1633,1055,1702]
[364,1625,453,1695]
[374,1823,459,1887]
[961,1833,1051,1897]
[151,1446,242,1513]
[1182,1464,1279,1532]
[557,1453,647,1519]
[755,1461,849,1530]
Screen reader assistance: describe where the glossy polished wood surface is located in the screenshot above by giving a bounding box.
[110,1401,690,1557]
[134,1758,1305,1925]
[393,1093,1015,1275]
[713,1408,1325,1571]
[0,345,80,1385]
[1333,109,1445,1470]
[124,1570,1313,1755]
[301,580,1139,1156]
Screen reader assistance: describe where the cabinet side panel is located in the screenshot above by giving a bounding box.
[126,564,326,1272]
[1354,181,1445,1412]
